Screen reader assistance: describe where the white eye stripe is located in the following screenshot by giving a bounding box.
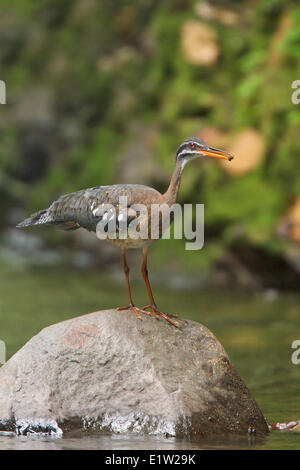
[177,148,191,158]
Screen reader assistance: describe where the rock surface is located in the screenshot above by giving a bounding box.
[0,310,269,439]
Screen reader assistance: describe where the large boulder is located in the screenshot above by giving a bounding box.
[0,310,269,439]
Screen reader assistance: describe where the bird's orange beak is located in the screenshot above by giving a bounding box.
[198,146,234,161]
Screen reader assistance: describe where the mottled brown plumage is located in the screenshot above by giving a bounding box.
[17,138,233,326]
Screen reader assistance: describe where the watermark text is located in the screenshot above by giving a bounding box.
[94,197,204,250]
[0,80,6,104]
[291,340,300,365]
[0,340,6,364]
[291,80,300,104]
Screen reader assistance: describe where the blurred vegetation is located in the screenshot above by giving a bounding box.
[0,0,300,286]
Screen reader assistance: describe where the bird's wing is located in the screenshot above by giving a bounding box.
[17,184,161,233]
[47,186,111,231]
[47,184,161,232]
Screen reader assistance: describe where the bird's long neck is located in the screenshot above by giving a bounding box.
[163,160,184,206]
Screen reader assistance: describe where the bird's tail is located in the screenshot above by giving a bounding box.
[16,209,52,228]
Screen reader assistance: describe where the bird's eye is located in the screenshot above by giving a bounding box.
[189,142,196,150]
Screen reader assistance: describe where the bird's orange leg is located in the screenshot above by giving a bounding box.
[117,248,151,320]
[141,247,179,327]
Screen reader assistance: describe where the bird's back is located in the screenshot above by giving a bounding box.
[17,184,162,232]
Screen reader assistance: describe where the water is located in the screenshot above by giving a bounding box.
[0,433,269,450]
[0,265,299,450]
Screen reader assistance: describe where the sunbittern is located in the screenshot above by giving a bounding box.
[17,138,233,326]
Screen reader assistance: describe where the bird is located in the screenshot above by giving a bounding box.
[17,137,233,327]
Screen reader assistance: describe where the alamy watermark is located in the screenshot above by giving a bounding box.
[0,340,6,364]
[291,340,300,365]
[0,80,6,104]
[291,80,300,104]
[94,196,204,250]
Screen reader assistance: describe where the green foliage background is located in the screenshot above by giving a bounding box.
[0,0,299,280]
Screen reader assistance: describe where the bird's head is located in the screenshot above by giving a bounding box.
[176,137,234,166]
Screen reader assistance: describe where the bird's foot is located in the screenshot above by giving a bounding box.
[116,304,151,321]
[142,305,179,327]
